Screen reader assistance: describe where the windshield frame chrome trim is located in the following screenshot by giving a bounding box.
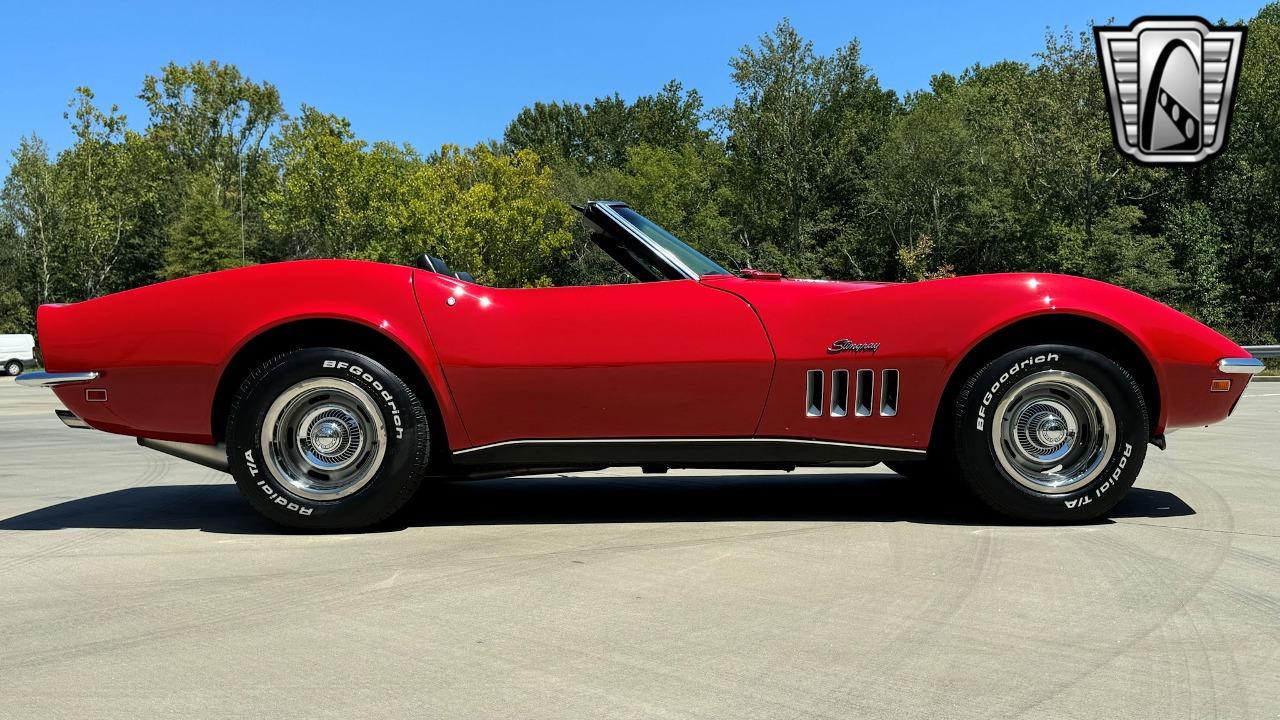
[592,201,702,281]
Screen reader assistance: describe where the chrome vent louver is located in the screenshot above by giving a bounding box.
[805,370,824,417]
[805,368,900,418]
[855,369,874,417]
[881,369,900,417]
[830,370,849,417]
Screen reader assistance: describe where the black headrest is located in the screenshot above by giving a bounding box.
[414,253,451,275]
[454,271,475,283]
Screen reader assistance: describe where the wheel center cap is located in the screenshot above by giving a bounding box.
[1036,416,1067,446]
[311,420,344,454]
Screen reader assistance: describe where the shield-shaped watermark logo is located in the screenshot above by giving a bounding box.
[1095,16,1246,165]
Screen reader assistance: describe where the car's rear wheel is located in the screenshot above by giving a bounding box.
[4,360,21,376]
[225,348,429,530]
[951,344,1148,522]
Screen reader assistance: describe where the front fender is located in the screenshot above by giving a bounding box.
[708,273,1248,447]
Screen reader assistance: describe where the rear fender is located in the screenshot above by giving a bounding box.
[39,261,470,447]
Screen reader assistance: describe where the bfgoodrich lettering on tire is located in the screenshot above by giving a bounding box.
[225,347,430,530]
[952,344,1148,522]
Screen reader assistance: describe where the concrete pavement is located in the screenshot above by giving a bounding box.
[0,375,1277,719]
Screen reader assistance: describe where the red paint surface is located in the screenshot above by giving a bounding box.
[33,261,1252,452]
[705,273,1250,445]
[413,274,775,446]
[41,261,466,446]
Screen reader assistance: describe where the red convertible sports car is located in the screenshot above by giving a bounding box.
[18,201,1263,529]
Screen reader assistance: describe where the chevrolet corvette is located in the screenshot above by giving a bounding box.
[18,201,1262,528]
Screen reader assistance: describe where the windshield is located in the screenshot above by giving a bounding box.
[612,207,731,278]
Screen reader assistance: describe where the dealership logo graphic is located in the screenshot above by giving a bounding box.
[1095,16,1246,165]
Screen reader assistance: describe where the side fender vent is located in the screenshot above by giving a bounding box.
[830,369,849,417]
[855,369,874,417]
[806,370,825,417]
[880,369,900,417]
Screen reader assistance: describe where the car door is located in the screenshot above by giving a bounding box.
[414,274,775,448]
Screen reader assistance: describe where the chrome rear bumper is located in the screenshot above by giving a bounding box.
[15,371,99,387]
[1218,358,1265,375]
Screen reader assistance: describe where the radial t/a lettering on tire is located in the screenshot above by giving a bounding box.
[952,344,1148,522]
[225,347,430,530]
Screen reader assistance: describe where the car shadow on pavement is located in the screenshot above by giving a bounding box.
[0,472,1195,535]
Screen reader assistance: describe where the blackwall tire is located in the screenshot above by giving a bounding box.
[952,344,1148,522]
[4,361,21,376]
[225,348,430,530]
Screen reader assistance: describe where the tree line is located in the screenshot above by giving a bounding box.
[2,6,1278,346]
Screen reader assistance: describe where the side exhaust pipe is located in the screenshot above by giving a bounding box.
[137,438,230,473]
[55,409,91,429]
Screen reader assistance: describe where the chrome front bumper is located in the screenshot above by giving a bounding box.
[14,371,98,387]
[1218,358,1265,375]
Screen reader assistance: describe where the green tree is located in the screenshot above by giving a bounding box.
[0,289,33,334]
[265,106,377,260]
[614,143,736,267]
[361,145,574,288]
[58,88,163,299]
[505,80,709,172]
[718,18,896,277]
[163,176,243,278]
[1161,202,1227,328]
[140,60,285,264]
[3,13,1279,344]
[1,137,63,306]
[1199,3,1280,342]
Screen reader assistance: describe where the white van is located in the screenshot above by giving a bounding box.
[1,334,36,376]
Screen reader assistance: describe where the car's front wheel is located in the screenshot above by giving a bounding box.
[951,344,1148,522]
[4,360,21,376]
[225,348,430,530]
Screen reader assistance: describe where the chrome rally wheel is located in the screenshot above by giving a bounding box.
[225,348,430,530]
[952,344,1148,522]
[260,378,387,502]
[990,371,1115,494]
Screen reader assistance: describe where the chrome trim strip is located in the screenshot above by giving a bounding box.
[593,201,700,280]
[880,369,899,417]
[15,371,99,388]
[55,409,91,429]
[805,369,824,417]
[1218,357,1265,375]
[137,438,230,473]
[453,437,926,456]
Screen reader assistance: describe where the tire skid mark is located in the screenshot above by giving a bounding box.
[0,455,171,574]
[999,455,1236,718]
[998,528,1213,718]
[1194,599,1251,718]
[813,525,996,707]
[405,596,854,720]
[0,546,531,672]
[5,521,828,646]
[0,521,852,671]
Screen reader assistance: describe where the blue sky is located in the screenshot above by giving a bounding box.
[0,1,1263,166]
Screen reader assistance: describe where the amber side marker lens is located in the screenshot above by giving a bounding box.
[1210,379,1232,393]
